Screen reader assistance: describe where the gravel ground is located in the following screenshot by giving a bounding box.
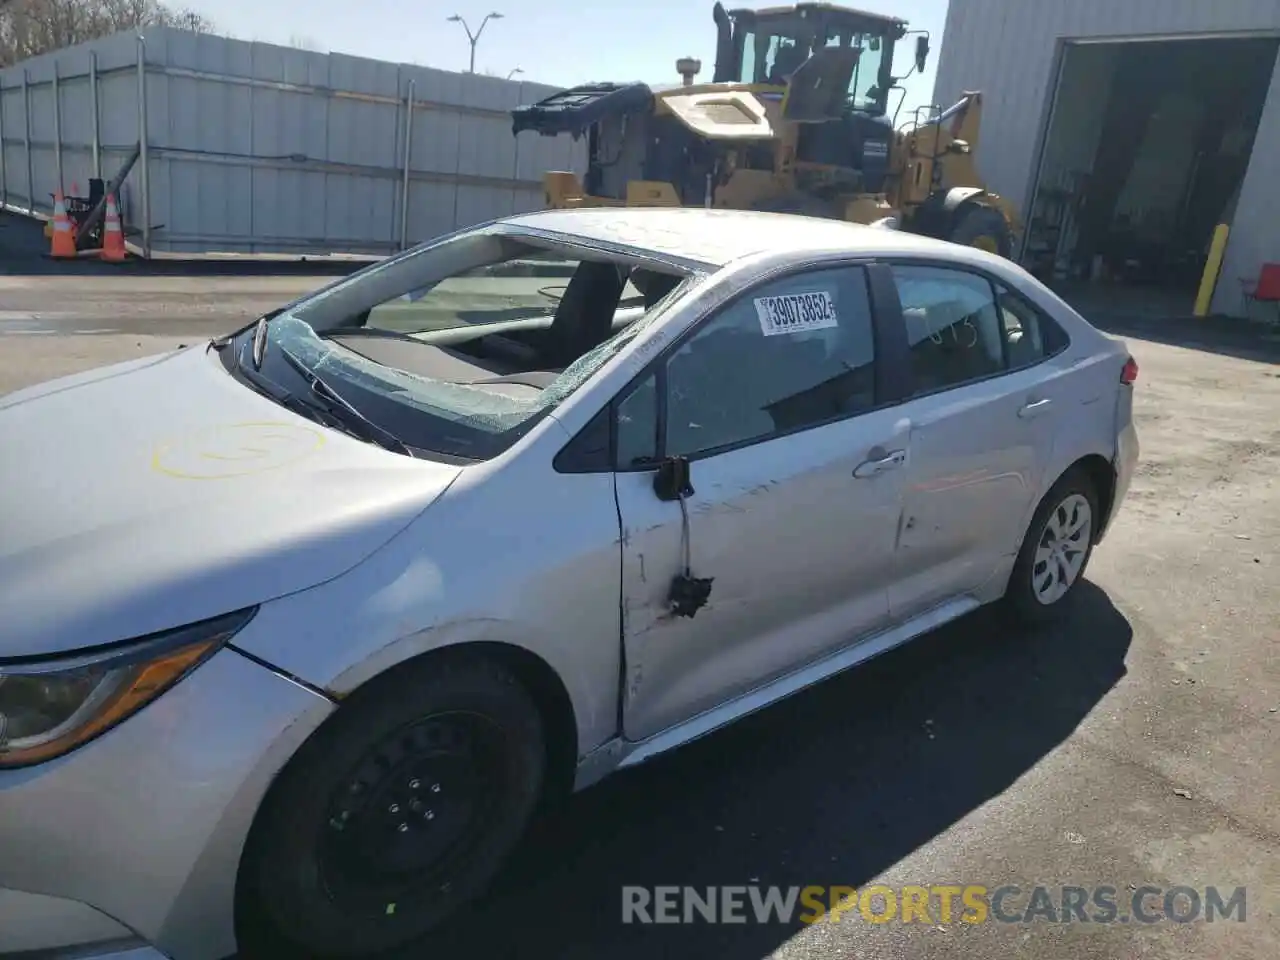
[0,271,1276,960]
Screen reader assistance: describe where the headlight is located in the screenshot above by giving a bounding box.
[0,607,256,769]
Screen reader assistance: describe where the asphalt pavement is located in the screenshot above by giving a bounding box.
[1,250,1276,960]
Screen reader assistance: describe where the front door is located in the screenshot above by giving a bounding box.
[612,263,908,742]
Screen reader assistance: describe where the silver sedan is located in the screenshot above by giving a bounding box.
[0,208,1139,960]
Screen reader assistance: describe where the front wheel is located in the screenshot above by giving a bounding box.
[238,655,546,958]
[1005,469,1099,624]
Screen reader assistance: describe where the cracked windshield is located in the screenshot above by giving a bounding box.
[363,254,643,337]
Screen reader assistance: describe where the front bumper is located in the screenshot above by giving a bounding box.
[0,888,157,958]
[0,646,334,960]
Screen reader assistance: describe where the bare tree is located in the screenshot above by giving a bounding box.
[0,0,214,67]
[156,6,213,32]
[287,33,320,51]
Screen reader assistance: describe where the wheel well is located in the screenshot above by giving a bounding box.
[435,641,580,804]
[1069,454,1116,537]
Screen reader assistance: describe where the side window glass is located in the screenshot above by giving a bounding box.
[663,266,877,459]
[616,373,659,467]
[995,284,1070,368]
[891,265,1004,395]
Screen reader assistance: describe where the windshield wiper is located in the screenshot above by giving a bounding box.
[229,337,369,440]
[276,346,416,457]
[231,338,317,413]
[209,307,286,353]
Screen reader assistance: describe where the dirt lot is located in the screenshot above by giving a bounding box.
[0,275,1276,960]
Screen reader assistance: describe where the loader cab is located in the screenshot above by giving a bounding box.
[712,1,906,117]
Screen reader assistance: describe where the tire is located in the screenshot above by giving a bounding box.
[947,202,1013,258]
[1005,468,1099,625]
[239,654,546,958]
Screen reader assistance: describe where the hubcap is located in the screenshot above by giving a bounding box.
[317,712,506,913]
[1032,493,1092,605]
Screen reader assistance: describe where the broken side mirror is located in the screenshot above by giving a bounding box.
[653,455,694,501]
[915,35,931,73]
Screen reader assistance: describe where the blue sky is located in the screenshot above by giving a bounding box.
[195,0,948,116]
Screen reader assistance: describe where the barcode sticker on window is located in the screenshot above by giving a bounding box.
[754,291,839,337]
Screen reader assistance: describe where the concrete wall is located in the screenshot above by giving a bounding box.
[933,0,1280,315]
[0,28,584,257]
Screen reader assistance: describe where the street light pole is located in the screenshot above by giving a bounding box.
[506,67,523,80]
[447,11,504,74]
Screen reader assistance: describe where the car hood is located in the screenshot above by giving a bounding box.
[0,346,461,658]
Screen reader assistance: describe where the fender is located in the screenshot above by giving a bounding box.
[908,185,989,239]
[942,185,987,213]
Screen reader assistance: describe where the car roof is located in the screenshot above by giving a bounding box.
[501,207,968,270]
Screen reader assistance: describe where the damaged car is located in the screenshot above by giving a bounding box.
[0,206,1139,960]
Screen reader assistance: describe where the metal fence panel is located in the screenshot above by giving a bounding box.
[0,27,583,256]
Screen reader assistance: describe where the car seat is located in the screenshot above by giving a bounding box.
[542,261,628,367]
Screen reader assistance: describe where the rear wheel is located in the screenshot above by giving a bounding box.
[947,203,1012,258]
[239,655,545,958]
[1005,469,1099,624]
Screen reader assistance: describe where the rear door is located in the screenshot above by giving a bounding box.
[872,262,1072,620]
[612,262,910,742]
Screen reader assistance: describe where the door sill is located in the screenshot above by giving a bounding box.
[573,595,982,790]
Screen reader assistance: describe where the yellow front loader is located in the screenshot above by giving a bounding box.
[512,2,1021,256]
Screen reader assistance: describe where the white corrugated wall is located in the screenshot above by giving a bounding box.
[932,0,1280,315]
[0,28,584,257]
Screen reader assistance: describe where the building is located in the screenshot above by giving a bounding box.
[932,0,1280,317]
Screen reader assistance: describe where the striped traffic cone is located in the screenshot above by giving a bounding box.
[49,191,77,259]
[100,194,127,263]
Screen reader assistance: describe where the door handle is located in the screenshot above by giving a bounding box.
[853,449,907,478]
[1018,398,1053,419]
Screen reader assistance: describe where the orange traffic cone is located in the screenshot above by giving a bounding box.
[100,193,127,263]
[49,191,77,259]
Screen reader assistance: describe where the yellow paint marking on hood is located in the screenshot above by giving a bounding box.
[151,421,325,480]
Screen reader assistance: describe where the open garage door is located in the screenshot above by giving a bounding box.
[1023,35,1279,316]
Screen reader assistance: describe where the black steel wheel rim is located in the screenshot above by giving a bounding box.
[316,710,509,914]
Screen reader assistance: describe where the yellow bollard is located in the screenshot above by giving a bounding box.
[1194,223,1230,317]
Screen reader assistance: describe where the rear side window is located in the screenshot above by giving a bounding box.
[890,265,1070,396]
[993,283,1070,369]
[892,265,1004,394]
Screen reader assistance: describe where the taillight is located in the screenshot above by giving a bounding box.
[1121,356,1139,385]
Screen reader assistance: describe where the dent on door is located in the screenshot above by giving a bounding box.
[616,416,907,743]
[614,259,908,742]
[892,380,1046,616]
